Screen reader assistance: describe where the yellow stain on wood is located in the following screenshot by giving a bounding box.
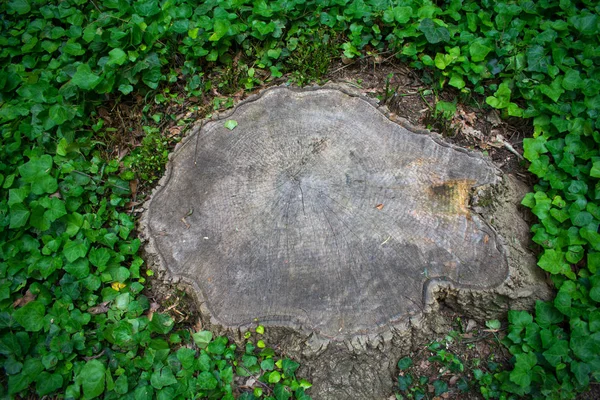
[427,179,476,215]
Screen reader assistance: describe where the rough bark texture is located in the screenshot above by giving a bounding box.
[140,85,551,399]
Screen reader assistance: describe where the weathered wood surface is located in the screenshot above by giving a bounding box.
[144,87,510,339]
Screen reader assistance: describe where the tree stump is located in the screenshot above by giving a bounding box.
[141,85,551,399]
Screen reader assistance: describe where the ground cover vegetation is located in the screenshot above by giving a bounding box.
[0,0,599,398]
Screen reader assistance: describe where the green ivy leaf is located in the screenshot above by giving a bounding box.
[209,19,231,41]
[486,82,511,109]
[542,340,568,366]
[392,6,413,24]
[175,348,195,370]
[243,354,257,367]
[571,361,591,387]
[590,310,600,333]
[197,371,218,390]
[142,67,161,89]
[8,370,33,394]
[433,379,448,396]
[220,365,234,384]
[134,0,160,17]
[89,247,111,269]
[71,64,102,90]
[569,13,599,36]
[107,48,127,66]
[7,0,30,15]
[418,18,450,44]
[570,335,600,363]
[510,352,537,388]
[486,319,501,330]
[539,77,565,103]
[273,383,291,400]
[562,69,583,91]
[12,301,45,332]
[207,336,227,354]
[269,370,282,384]
[64,213,83,237]
[537,249,568,274]
[470,40,493,62]
[508,310,533,329]
[149,313,174,334]
[114,374,128,395]
[196,351,212,372]
[41,197,67,222]
[63,239,89,262]
[150,366,177,389]
[448,73,465,89]
[79,360,106,399]
[590,277,600,303]
[295,387,311,400]
[590,161,600,178]
[526,45,550,73]
[7,187,28,206]
[49,104,69,125]
[224,119,238,130]
[193,330,213,348]
[261,358,275,371]
[435,101,456,118]
[397,356,413,370]
[282,358,299,377]
[36,372,63,396]
[19,155,52,183]
[9,203,30,229]
[535,301,563,328]
[64,258,90,279]
[30,205,51,231]
[118,84,134,95]
[589,252,600,274]
[64,42,85,56]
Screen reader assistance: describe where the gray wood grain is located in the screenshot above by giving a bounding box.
[145,87,509,339]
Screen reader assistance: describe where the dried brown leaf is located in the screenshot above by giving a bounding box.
[118,148,129,161]
[129,179,138,199]
[88,302,110,315]
[466,319,478,332]
[12,290,36,308]
[168,125,182,138]
[147,302,161,321]
[486,110,502,127]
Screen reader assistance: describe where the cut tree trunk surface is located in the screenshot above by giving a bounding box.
[142,85,552,399]
[144,86,509,339]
